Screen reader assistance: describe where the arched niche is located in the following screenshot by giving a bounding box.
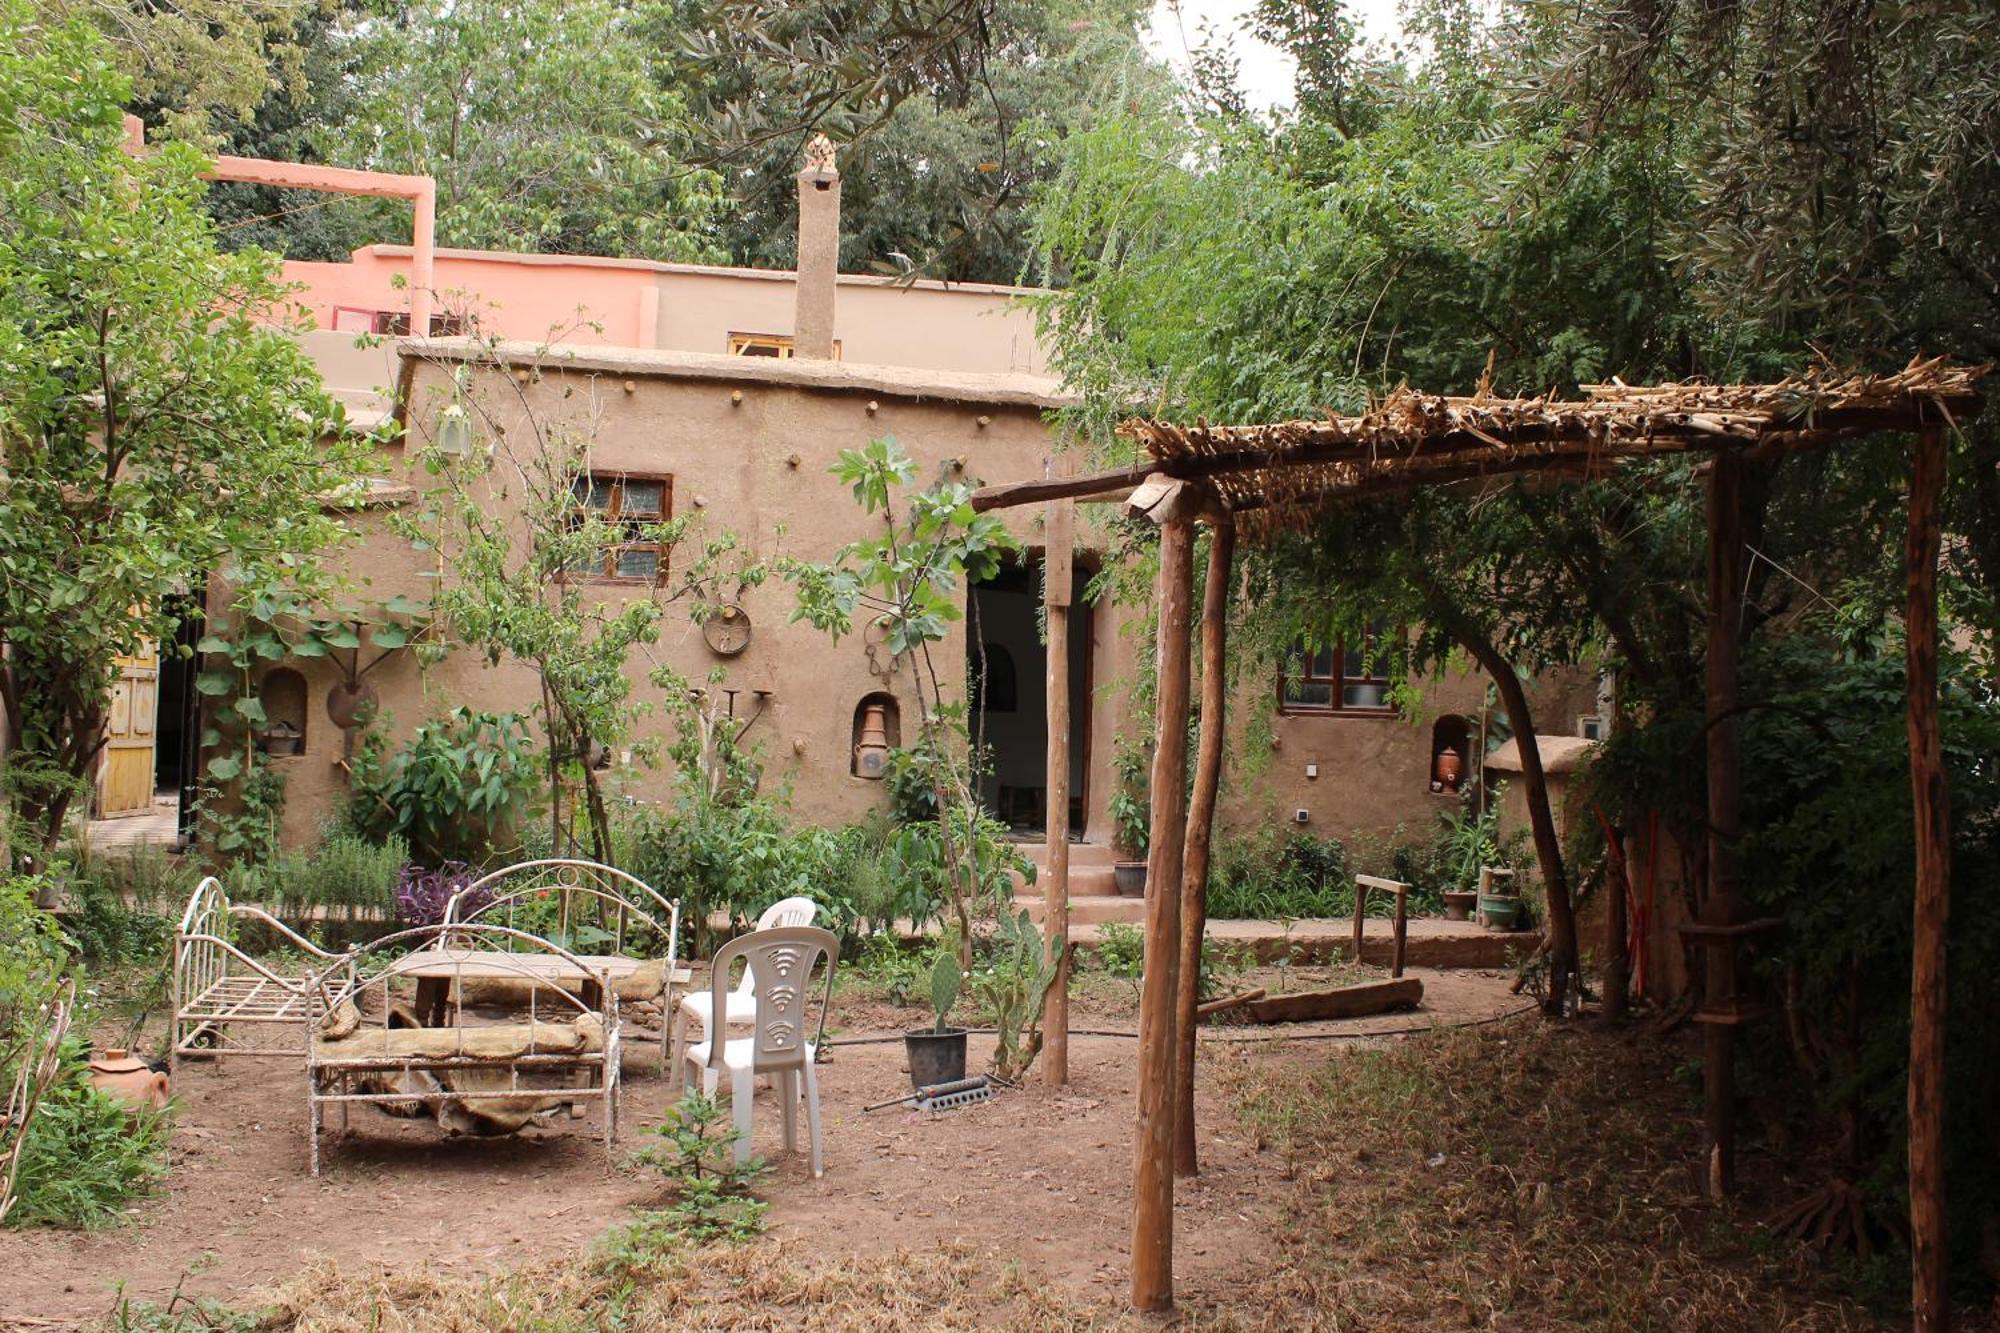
[851,693,901,779]
[1430,714,1471,793]
[258,667,309,756]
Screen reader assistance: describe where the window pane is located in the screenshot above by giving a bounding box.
[1284,679,1332,709]
[574,478,614,510]
[621,479,664,516]
[615,547,660,579]
[1343,681,1389,709]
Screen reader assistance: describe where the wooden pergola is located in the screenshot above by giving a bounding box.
[973,357,1987,1327]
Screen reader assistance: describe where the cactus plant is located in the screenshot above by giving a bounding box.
[975,909,1063,1081]
[928,950,962,1034]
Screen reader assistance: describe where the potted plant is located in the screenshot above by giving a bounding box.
[903,952,967,1089]
[1110,738,1149,896]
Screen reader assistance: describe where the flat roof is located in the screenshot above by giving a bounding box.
[399,338,1076,411]
[354,244,1047,300]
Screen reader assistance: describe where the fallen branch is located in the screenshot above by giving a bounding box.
[1196,988,1265,1019]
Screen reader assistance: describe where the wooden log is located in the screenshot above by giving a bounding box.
[1702,450,1746,1199]
[1196,987,1265,1018]
[1905,424,1951,1333]
[1041,476,1075,1088]
[1393,888,1408,979]
[1351,877,1367,964]
[1175,516,1234,1178]
[1131,515,1194,1314]
[1242,978,1424,1025]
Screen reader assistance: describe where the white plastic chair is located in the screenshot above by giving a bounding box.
[683,925,838,1178]
[671,896,817,1096]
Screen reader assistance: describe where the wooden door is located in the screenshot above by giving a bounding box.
[97,640,159,817]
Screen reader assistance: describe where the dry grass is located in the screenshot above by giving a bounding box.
[218,1237,1169,1332]
[1209,1016,1897,1331]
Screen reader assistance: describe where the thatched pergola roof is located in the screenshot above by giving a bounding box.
[972,356,1988,530]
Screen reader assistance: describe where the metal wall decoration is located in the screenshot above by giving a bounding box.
[702,604,753,656]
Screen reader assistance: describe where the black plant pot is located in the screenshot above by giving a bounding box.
[904,1027,968,1090]
[1113,861,1148,897]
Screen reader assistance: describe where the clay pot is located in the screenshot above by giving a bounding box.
[1435,747,1463,792]
[854,702,891,779]
[1442,890,1476,922]
[325,679,378,730]
[88,1049,170,1112]
[1113,861,1148,897]
[262,720,303,757]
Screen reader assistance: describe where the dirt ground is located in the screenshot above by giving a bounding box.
[0,965,1522,1328]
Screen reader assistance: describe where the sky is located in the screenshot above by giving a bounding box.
[1142,0,1407,111]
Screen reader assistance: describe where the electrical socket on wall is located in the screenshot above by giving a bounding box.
[1294,808,1311,823]
[1305,763,1319,779]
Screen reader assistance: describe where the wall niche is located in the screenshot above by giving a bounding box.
[1430,715,1471,793]
[258,667,309,756]
[851,693,901,779]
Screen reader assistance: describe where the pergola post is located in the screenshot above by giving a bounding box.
[1174,515,1234,1177]
[1905,423,1951,1333]
[1131,481,1197,1313]
[1041,478,1075,1088]
[1699,450,1747,1199]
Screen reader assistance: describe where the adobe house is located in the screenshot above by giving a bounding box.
[210,138,1595,904]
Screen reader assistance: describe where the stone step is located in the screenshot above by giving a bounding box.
[1015,893,1149,928]
[1014,840,1123,871]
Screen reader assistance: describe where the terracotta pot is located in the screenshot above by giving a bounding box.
[325,679,378,730]
[1442,890,1476,922]
[88,1049,170,1112]
[1435,747,1463,792]
[854,702,891,779]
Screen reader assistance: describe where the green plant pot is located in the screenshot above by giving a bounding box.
[1478,893,1523,931]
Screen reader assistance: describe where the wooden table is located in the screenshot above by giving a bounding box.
[392,949,690,1027]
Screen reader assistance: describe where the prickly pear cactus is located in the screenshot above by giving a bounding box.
[929,951,962,1033]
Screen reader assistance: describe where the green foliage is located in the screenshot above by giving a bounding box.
[0,6,366,869]
[1208,829,1352,921]
[245,826,407,918]
[677,0,1167,282]
[783,436,1026,970]
[0,874,68,1061]
[1093,921,1144,979]
[323,1,724,262]
[971,909,1059,1081]
[926,952,963,1033]
[625,1093,770,1245]
[61,872,170,967]
[5,1043,171,1230]
[1108,737,1150,857]
[347,710,538,868]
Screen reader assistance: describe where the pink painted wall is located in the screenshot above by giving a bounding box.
[281,246,1046,376]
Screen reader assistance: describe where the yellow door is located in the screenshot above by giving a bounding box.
[97,640,159,817]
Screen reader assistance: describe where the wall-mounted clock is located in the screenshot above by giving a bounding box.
[703,604,753,656]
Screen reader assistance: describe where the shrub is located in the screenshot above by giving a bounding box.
[5,1043,170,1230]
[247,827,407,917]
[347,709,538,866]
[62,866,170,965]
[392,862,480,928]
[625,1092,768,1244]
[1208,828,1351,920]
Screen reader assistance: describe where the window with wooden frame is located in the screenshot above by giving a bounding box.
[567,472,672,582]
[727,332,841,359]
[1278,621,1397,714]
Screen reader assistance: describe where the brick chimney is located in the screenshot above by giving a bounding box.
[793,134,840,360]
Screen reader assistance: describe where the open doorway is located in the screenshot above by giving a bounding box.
[967,553,1089,836]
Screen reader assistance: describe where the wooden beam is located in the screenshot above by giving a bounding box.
[1242,977,1424,1023]
[969,462,1153,513]
[1174,516,1233,1177]
[1701,450,1747,1200]
[1131,516,1194,1313]
[1905,423,1951,1333]
[1355,875,1411,979]
[1041,471,1075,1089]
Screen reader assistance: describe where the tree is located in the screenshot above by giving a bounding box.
[0,5,366,868]
[43,0,316,142]
[670,0,1169,283]
[321,0,726,262]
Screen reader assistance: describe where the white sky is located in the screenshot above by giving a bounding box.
[1142,0,1407,111]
